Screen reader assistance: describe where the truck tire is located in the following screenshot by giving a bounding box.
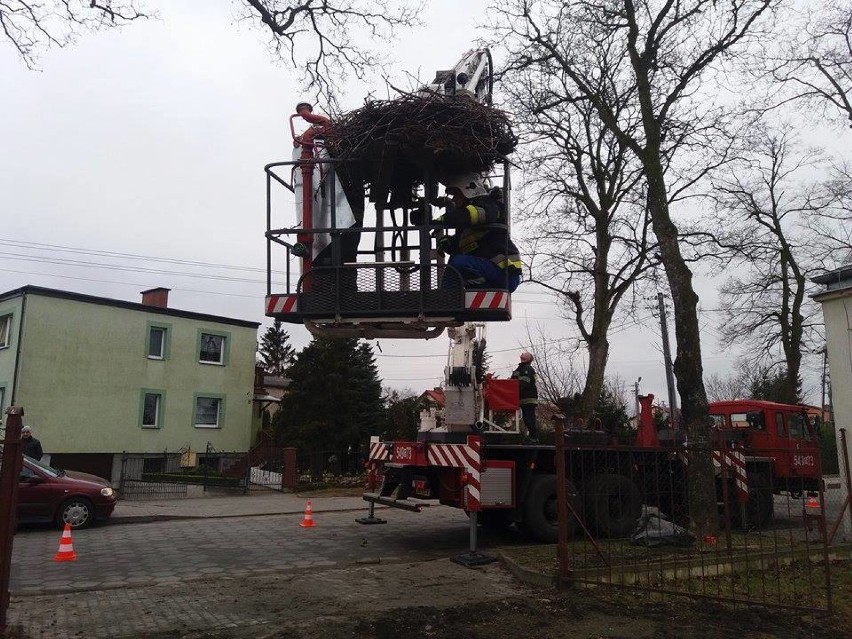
[520,474,581,543]
[583,473,642,538]
[732,473,774,529]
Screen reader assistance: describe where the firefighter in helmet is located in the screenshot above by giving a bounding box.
[421,173,522,292]
[512,352,538,442]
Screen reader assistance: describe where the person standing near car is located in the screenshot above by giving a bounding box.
[21,425,43,460]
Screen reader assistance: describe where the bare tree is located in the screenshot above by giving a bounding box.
[500,33,657,423]
[490,0,780,534]
[765,1,852,128]
[0,1,148,66]
[238,0,421,107]
[522,325,583,406]
[705,370,750,402]
[2,1,421,105]
[704,127,833,403]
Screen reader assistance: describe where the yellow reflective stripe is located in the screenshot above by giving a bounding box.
[459,230,487,253]
[494,257,523,270]
[465,204,482,225]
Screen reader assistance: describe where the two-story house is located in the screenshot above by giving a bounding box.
[0,285,260,482]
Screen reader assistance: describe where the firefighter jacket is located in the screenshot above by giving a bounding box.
[511,363,538,406]
[436,195,522,275]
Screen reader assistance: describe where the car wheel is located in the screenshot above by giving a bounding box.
[56,497,94,529]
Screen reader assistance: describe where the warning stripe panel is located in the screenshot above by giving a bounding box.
[369,441,389,461]
[465,291,509,310]
[266,295,298,315]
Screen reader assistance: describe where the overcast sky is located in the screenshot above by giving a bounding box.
[2,0,819,407]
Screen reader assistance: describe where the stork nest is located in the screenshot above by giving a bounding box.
[324,94,516,190]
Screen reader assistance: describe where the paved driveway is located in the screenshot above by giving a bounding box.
[10,506,514,594]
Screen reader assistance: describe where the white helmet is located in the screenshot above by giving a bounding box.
[444,173,489,199]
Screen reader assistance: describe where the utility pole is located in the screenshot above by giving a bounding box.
[657,292,679,428]
[634,377,642,426]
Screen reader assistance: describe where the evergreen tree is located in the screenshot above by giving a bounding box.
[259,320,295,376]
[381,388,420,441]
[272,338,383,452]
[748,366,802,404]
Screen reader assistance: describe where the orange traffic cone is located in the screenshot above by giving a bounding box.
[54,523,77,562]
[299,499,316,528]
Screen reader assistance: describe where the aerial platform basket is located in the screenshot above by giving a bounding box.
[264,150,515,339]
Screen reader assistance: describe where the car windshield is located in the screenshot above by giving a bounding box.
[24,455,63,477]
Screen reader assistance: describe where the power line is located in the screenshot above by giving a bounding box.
[0,238,277,274]
[0,267,263,299]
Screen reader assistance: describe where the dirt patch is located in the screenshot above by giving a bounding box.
[7,558,850,639]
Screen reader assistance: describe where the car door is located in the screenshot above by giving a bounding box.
[17,462,57,522]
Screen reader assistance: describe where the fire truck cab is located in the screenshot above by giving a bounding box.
[709,400,822,494]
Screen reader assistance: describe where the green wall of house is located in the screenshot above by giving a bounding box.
[13,293,258,455]
[0,296,24,416]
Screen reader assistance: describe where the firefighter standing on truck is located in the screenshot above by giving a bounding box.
[512,352,538,443]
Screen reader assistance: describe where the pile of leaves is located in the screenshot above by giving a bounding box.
[324,94,516,192]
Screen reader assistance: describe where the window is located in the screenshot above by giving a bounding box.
[199,333,225,364]
[0,314,11,349]
[139,390,165,428]
[142,393,161,427]
[709,414,726,429]
[195,396,223,428]
[775,413,787,437]
[730,413,749,429]
[148,326,166,359]
[788,413,807,439]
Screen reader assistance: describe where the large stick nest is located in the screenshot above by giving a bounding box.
[324,94,516,192]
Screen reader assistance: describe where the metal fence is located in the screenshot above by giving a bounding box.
[118,446,366,499]
[550,430,841,612]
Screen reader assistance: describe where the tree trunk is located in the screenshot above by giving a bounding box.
[645,163,718,536]
[581,337,610,420]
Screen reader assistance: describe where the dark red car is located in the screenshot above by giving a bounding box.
[15,455,118,529]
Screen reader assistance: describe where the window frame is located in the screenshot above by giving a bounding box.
[193,393,225,429]
[145,321,171,360]
[0,314,12,349]
[197,330,230,366]
[139,389,166,429]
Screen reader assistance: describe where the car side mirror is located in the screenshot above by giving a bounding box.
[22,475,43,484]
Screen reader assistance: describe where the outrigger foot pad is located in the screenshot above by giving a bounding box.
[355,515,388,525]
[451,552,497,567]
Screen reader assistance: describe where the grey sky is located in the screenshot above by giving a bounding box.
[1,0,820,405]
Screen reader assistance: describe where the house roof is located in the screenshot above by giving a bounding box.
[0,285,260,328]
[419,388,446,406]
[812,265,852,298]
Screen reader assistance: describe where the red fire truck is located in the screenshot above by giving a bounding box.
[357,335,823,554]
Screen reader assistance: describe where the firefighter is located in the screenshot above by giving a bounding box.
[512,352,538,442]
[420,173,522,291]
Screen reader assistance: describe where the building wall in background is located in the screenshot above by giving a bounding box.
[0,295,24,417]
[11,291,258,455]
[815,280,852,542]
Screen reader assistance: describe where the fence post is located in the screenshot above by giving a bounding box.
[244,447,251,494]
[204,442,211,493]
[0,406,25,633]
[119,451,128,498]
[553,419,573,585]
[283,448,297,491]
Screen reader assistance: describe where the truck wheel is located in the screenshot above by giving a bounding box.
[583,473,642,538]
[520,474,581,543]
[733,473,774,529]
